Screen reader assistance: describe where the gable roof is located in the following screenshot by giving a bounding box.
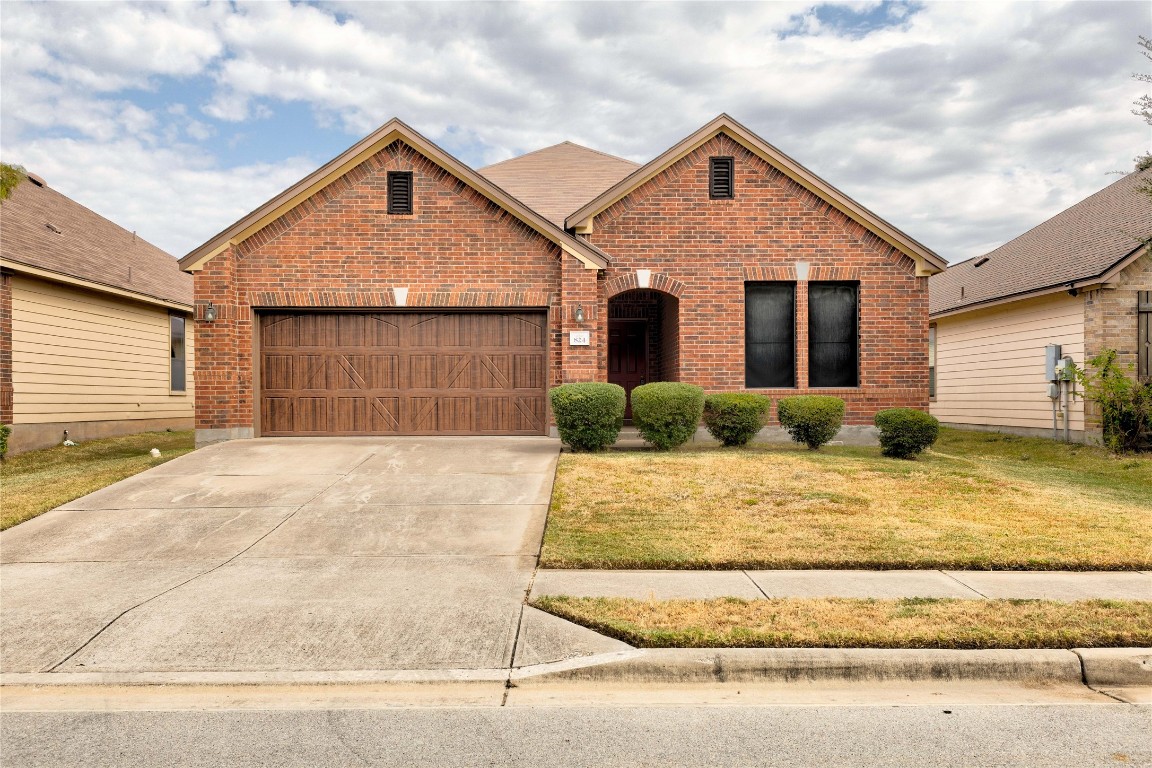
[478,142,640,227]
[180,118,609,273]
[566,113,947,275]
[930,170,1152,317]
[0,175,191,309]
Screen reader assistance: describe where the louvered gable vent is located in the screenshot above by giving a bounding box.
[387,171,413,214]
[709,157,734,199]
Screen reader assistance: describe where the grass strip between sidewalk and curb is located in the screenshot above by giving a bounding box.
[1,431,195,530]
[542,429,1152,570]
[532,596,1152,649]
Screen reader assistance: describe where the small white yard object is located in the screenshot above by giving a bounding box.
[150,448,162,458]
[62,439,76,447]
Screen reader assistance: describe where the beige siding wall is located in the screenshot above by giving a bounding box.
[10,275,194,424]
[931,292,1084,434]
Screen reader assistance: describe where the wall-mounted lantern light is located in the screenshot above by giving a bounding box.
[203,303,217,322]
[574,305,585,324]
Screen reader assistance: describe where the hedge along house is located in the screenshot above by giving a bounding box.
[181,115,945,444]
[0,173,194,454]
[929,170,1152,443]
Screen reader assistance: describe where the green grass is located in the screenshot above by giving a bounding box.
[534,596,1152,649]
[541,428,1152,570]
[1,431,195,530]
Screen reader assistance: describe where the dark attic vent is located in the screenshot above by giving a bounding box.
[709,157,734,199]
[974,257,989,267]
[45,223,62,234]
[387,171,413,215]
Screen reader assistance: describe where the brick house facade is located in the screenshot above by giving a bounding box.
[181,115,945,443]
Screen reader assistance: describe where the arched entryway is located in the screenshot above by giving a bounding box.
[607,289,680,417]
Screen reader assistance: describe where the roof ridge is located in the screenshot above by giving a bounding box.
[479,140,639,171]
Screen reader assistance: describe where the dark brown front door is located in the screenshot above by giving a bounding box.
[608,319,648,418]
[259,311,547,436]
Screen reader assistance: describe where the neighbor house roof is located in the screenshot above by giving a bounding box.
[478,142,640,226]
[566,113,947,275]
[930,170,1152,317]
[0,175,191,309]
[180,118,610,273]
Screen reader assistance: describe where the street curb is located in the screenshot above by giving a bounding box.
[1074,648,1152,687]
[512,648,1086,684]
[3,649,1148,689]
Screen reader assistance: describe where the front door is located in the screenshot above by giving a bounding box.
[608,319,648,419]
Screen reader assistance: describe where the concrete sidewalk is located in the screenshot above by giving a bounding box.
[531,569,1152,601]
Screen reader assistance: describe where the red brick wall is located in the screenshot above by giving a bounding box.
[193,140,564,432]
[590,133,929,424]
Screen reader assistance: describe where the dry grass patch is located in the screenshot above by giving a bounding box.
[542,429,1152,570]
[1,431,195,530]
[534,596,1152,649]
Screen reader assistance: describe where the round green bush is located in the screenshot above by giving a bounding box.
[776,396,845,450]
[703,393,771,447]
[631,382,706,451]
[874,408,940,459]
[549,383,626,452]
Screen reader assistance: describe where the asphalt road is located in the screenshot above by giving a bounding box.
[3,704,1149,768]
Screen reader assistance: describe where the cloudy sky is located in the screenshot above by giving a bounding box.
[1,1,1148,262]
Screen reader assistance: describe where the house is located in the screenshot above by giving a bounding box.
[179,115,946,444]
[929,170,1152,442]
[0,173,194,453]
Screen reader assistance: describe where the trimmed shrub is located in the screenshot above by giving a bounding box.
[0,424,9,459]
[776,396,845,450]
[703,393,771,447]
[549,383,626,452]
[875,408,940,459]
[631,382,706,451]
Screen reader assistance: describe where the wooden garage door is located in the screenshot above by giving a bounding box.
[259,312,548,436]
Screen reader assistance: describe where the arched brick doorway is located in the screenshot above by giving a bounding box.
[607,288,680,417]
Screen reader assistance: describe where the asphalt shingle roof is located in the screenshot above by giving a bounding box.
[0,176,191,306]
[478,141,640,227]
[930,170,1152,315]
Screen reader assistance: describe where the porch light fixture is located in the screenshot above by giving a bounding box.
[203,303,217,322]
[574,305,586,324]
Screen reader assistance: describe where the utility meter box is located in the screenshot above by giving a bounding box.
[1045,344,1062,381]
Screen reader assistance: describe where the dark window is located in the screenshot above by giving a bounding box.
[928,323,937,398]
[808,282,859,387]
[170,315,186,392]
[709,157,734,199]
[1139,291,1151,381]
[745,282,795,388]
[387,171,413,214]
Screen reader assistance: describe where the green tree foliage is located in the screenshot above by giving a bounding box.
[1074,350,1152,453]
[0,163,27,202]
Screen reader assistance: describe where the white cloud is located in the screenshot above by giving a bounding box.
[0,0,1147,262]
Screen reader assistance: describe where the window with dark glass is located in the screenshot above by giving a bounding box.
[170,314,187,392]
[387,171,413,214]
[808,282,858,388]
[928,323,937,398]
[709,157,734,199]
[745,282,795,388]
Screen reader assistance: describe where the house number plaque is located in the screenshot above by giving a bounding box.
[568,331,591,346]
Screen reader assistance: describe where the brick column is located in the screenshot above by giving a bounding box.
[559,253,602,383]
[192,246,252,445]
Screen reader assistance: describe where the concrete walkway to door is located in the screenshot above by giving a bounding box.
[0,437,626,681]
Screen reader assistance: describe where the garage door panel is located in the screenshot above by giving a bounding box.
[259,311,547,436]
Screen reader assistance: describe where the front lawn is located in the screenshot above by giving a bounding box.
[534,596,1152,649]
[0,431,195,530]
[541,428,1152,570]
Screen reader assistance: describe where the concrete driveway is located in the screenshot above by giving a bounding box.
[0,437,625,679]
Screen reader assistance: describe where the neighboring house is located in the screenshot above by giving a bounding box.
[180,114,945,444]
[0,173,194,453]
[929,170,1152,442]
